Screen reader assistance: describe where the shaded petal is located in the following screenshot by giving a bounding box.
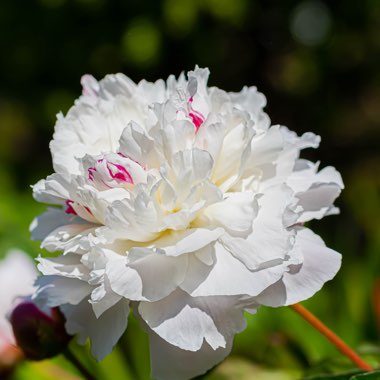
[221,185,295,270]
[39,222,97,254]
[200,192,257,235]
[33,275,92,307]
[105,191,160,242]
[189,242,285,297]
[105,258,145,301]
[61,298,129,360]
[126,250,188,301]
[281,228,341,305]
[90,274,123,318]
[148,329,232,380]
[32,174,71,204]
[152,227,224,256]
[139,294,225,352]
[118,121,161,168]
[138,289,245,351]
[37,253,90,280]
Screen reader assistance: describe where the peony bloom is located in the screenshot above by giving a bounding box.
[31,67,343,380]
[0,250,37,371]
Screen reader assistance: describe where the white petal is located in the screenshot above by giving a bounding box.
[187,242,284,297]
[162,148,214,194]
[222,185,295,270]
[194,122,225,162]
[200,192,257,235]
[105,258,144,301]
[62,298,129,360]
[138,289,246,352]
[33,275,92,307]
[126,249,188,301]
[30,208,72,241]
[37,253,90,280]
[179,250,215,294]
[212,122,254,191]
[139,296,226,351]
[118,121,161,168]
[296,183,342,223]
[32,174,71,204]
[105,192,160,242]
[90,274,122,318]
[152,227,224,256]
[280,228,341,305]
[39,222,97,254]
[148,329,233,380]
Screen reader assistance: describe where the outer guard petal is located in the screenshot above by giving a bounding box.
[138,289,246,352]
[61,299,129,360]
[281,228,341,305]
[254,228,341,307]
[148,330,233,380]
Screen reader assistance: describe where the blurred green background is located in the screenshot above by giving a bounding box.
[1,0,380,379]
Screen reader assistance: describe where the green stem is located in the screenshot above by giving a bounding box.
[63,348,97,380]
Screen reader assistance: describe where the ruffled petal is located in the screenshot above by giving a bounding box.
[138,289,245,352]
[61,299,129,360]
[186,242,285,297]
[33,275,92,307]
[148,329,232,380]
[281,228,341,305]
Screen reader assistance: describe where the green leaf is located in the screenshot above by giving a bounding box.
[303,370,365,380]
[351,371,380,379]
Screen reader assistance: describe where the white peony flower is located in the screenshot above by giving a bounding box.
[31,67,343,380]
[0,250,37,355]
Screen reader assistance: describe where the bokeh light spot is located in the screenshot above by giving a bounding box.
[290,0,331,46]
[163,0,198,37]
[122,19,161,68]
[204,0,248,26]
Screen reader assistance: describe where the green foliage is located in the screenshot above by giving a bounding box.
[1,0,380,379]
[303,370,380,380]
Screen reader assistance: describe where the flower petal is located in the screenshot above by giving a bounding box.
[126,250,188,301]
[281,228,341,305]
[33,275,92,307]
[148,329,233,380]
[61,298,129,360]
[188,242,285,297]
[138,289,245,352]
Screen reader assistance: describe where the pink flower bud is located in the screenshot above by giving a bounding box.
[10,301,71,360]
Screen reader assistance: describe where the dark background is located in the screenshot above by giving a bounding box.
[1,0,380,378]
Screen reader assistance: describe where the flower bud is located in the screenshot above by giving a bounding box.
[10,301,71,360]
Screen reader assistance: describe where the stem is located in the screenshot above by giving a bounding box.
[291,303,373,371]
[63,349,97,380]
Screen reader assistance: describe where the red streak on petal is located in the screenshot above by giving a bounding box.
[88,167,95,181]
[107,163,134,184]
[189,112,204,131]
[65,200,77,215]
[188,96,204,132]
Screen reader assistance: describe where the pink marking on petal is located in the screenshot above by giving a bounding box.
[189,112,204,131]
[65,200,77,215]
[107,163,133,184]
[65,200,93,216]
[88,167,96,181]
[84,206,93,215]
[188,96,204,132]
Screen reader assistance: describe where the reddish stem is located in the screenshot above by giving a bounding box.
[291,303,373,371]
